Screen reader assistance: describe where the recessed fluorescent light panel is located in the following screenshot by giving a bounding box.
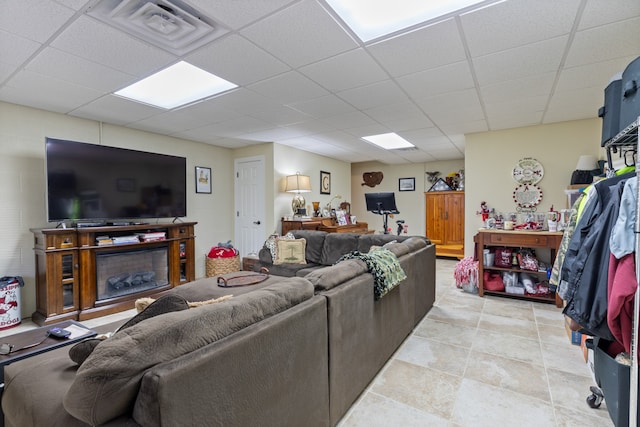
[326,0,491,42]
[362,133,415,150]
[115,61,237,109]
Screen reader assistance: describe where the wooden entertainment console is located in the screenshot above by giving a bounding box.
[30,222,196,325]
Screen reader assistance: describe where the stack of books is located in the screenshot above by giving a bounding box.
[137,232,166,242]
[112,235,141,245]
[95,236,113,246]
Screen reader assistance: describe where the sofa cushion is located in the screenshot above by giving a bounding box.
[291,230,328,264]
[356,234,408,253]
[304,259,368,292]
[274,238,307,264]
[68,294,191,366]
[320,233,360,265]
[63,278,314,425]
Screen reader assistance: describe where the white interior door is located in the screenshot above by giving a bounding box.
[234,156,265,257]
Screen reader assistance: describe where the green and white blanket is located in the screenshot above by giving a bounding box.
[337,248,407,300]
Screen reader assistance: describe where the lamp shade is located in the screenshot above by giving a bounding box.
[285,174,311,192]
[575,155,598,171]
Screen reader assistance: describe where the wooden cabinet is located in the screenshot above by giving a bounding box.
[31,223,196,325]
[425,191,464,258]
[281,218,369,235]
[475,229,563,307]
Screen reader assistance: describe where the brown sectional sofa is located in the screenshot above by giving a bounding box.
[2,232,435,426]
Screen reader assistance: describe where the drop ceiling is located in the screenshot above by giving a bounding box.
[1,0,639,164]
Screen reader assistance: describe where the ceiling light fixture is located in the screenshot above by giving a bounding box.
[115,61,237,109]
[325,0,497,42]
[362,133,415,150]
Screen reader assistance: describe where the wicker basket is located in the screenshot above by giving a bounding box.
[206,254,240,277]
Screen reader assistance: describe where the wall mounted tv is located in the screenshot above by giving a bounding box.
[46,138,187,223]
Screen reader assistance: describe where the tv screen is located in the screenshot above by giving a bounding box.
[46,138,186,222]
[365,192,399,214]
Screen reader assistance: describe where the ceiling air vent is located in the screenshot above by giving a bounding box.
[86,0,227,55]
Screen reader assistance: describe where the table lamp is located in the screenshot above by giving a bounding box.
[285,173,311,215]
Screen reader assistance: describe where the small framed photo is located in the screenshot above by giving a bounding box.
[399,177,415,192]
[195,166,212,194]
[320,171,331,194]
[335,209,348,226]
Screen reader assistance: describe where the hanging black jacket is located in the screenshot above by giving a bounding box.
[560,172,633,340]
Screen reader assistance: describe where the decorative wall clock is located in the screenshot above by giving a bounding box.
[512,183,543,209]
[512,158,544,184]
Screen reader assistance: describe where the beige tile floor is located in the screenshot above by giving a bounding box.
[0,259,616,426]
[337,258,615,427]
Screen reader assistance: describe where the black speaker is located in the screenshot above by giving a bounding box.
[598,78,622,146]
[620,56,640,132]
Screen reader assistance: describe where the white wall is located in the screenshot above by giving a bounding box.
[464,118,604,256]
[273,144,351,233]
[350,160,464,235]
[0,102,236,319]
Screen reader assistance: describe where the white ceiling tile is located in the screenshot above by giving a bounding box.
[123,101,239,134]
[0,62,16,83]
[299,48,387,92]
[51,16,174,76]
[25,47,135,92]
[417,88,483,117]
[473,36,567,87]
[556,56,636,93]
[289,95,357,118]
[439,119,488,135]
[321,111,377,129]
[397,61,475,99]
[462,0,580,57]
[237,127,303,142]
[367,18,466,77]
[2,70,103,113]
[249,106,311,127]
[186,35,290,86]
[187,0,298,30]
[182,116,273,139]
[0,30,42,67]
[579,0,640,30]
[0,0,75,43]
[565,17,640,68]
[487,110,544,130]
[338,80,408,110]
[1,1,639,164]
[204,89,278,115]
[71,95,159,125]
[248,71,329,105]
[281,119,338,136]
[480,73,555,105]
[544,86,602,124]
[240,0,357,68]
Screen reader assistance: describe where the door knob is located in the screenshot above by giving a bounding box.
[253,220,261,225]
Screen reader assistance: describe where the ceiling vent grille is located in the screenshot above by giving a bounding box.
[86,0,227,55]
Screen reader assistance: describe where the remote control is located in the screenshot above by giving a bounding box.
[48,327,71,339]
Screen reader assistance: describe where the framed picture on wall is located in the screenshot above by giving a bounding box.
[320,171,331,194]
[399,177,415,191]
[195,166,212,194]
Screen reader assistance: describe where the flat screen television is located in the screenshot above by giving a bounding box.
[365,192,399,214]
[46,138,187,223]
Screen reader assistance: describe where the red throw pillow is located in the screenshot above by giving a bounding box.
[493,247,512,268]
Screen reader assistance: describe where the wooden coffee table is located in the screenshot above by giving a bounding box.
[0,320,96,426]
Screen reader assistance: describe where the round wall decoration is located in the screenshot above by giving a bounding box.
[513,183,543,209]
[512,158,544,184]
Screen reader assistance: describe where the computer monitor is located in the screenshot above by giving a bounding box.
[365,192,399,214]
[365,192,399,234]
